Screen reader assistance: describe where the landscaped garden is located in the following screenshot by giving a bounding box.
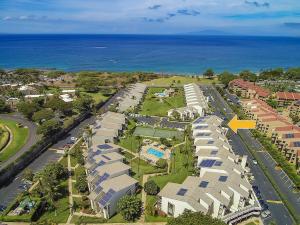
[140,87,185,117]
[0,118,29,162]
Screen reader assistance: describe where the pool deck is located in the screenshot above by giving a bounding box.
[140,142,170,164]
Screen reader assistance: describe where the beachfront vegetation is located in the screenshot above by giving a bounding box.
[0,118,29,162]
[140,87,185,116]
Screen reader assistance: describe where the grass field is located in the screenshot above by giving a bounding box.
[133,126,183,140]
[149,140,193,189]
[140,87,185,116]
[0,118,29,162]
[144,76,219,86]
[38,180,70,223]
[0,125,9,150]
[83,90,115,105]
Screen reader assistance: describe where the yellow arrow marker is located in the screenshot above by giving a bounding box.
[228,115,256,133]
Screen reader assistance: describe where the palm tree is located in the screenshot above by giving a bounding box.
[136,135,142,177]
[183,129,189,169]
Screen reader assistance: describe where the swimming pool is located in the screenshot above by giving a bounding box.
[147,148,164,158]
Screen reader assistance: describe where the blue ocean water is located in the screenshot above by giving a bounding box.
[0,34,300,74]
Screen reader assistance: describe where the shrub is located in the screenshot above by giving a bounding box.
[117,195,142,221]
[144,180,159,195]
[156,159,167,169]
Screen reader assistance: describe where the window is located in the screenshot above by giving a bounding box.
[168,202,175,216]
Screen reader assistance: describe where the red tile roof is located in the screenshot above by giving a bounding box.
[230,79,270,97]
[276,92,300,101]
[275,125,300,132]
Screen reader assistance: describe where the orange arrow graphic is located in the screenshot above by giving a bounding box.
[228,115,256,133]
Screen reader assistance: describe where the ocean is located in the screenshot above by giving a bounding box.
[0,34,300,74]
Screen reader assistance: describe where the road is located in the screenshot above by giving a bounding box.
[0,113,39,170]
[202,85,296,225]
[0,89,124,208]
[223,88,300,213]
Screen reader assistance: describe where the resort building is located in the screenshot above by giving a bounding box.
[117,83,147,112]
[85,116,138,219]
[91,111,126,144]
[158,116,261,224]
[168,83,208,120]
[241,99,300,168]
[288,100,300,119]
[275,92,300,106]
[229,79,270,100]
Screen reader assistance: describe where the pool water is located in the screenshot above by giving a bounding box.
[147,148,164,158]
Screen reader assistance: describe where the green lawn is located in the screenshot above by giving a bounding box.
[71,215,107,224]
[145,195,168,222]
[149,142,193,189]
[118,135,141,153]
[140,87,185,116]
[37,181,70,223]
[144,76,219,86]
[0,118,30,162]
[82,89,115,105]
[0,125,9,150]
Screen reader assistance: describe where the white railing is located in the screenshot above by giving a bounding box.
[222,204,261,224]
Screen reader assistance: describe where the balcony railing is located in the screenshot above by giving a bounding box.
[222,204,261,224]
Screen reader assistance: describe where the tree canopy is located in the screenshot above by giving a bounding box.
[218,71,236,86]
[144,180,159,195]
[203,68,214,79]
[167,211,226,225]
[117,195,142,221]
[32,108,55,123]
[37,119,62,137]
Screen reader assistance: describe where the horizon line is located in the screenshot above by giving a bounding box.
[0,33,300,38]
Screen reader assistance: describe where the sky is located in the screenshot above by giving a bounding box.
[0,0,300,36]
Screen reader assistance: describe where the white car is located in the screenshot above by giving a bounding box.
[253,160,258,165]
[261,210,271,218]
[70,137,77,142]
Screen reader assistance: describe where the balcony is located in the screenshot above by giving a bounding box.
[222,204,261,225]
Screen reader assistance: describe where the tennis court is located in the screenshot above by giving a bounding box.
[133,126,183,140]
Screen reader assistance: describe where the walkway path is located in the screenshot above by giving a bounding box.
[66,153,73,224]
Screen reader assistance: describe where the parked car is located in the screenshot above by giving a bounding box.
[252,160,258,165]
[261,210,271,218]
[0,204,6,212]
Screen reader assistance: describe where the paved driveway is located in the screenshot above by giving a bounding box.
[0,113,39,170]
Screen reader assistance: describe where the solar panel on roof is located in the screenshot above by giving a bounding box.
[98,144,113,149]
[219,176,228,182]
[194,117,205,124]
[99,189,116,207]
[94,186,103,194]
[199,181,209,188]
[285,134,294,138]
[210,150,218,155]
[294,142,300,147]
[214,161,223,166]
[200,159,216,167]
[177,188,187,196]
[98,160,105,166]
[102,155,111,160]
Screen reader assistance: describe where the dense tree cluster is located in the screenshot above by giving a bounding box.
[117,195,142,221]
[144,180,159,195]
